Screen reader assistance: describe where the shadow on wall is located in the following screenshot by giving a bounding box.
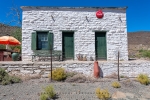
[99,67,103,78]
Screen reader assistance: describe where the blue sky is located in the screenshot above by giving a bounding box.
[0,0,150,32]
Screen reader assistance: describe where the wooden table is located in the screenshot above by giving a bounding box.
[0,49,13,61]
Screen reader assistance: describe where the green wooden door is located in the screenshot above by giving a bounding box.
[62,32,74,59]
[95,32,107,60]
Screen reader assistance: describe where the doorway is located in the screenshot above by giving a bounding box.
[95,32,107,60]
[62,32,74,60]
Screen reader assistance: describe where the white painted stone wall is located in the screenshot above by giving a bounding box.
[21,7,128,61]
[1,60,150,77]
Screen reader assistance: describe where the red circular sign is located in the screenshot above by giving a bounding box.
[96,10,104,18]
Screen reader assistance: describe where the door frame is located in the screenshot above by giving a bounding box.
[95,31,107,60]
[62,31,74,60]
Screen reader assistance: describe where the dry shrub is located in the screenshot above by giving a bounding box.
[122,79,131,85]
[120,75,128,78]
[121,79,136,88]
[137,74,150,85]
[85,76,99,83]
[66,71,77,78]
[95,87,111,100]
[111,81,121,88]
[0,68,21,85]
[49,68,67,81]
[104,73,118,79]
[21,74,41,81]
[40,85,56,100]
[40,94,48,100]
[9,72,41,81]
[65,74,87,83]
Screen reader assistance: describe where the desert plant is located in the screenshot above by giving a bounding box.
[40,85,56,100]
[95,88,111,100]
[112,81,121,88]
[44,85,56,99]
[0,68,21,85]
[65,74,87,83]
[1,75,21,85]
[2,79,11,85]
[16,74,41,81]
[104,73,118,79]
[137,74,150,85]
[120,75,124,78]
[9,76,21,83]
[120,75,128,78]
[66,71,77,78]
[40,93,48,100]
[50,67,67,81]
[138,49,150,58]
[0,68,8,82]
[1,75,11,85]
[0,68,8,77]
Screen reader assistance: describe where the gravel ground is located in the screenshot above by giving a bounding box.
[0,78,150,100]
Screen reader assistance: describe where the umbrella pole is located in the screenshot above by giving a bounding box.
[6,45,8,49]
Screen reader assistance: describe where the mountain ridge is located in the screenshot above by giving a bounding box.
[0,23,20,36]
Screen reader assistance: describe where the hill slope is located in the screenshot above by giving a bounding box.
[128,31,150,57]
[0,23,20,36]
[128,31,150,45]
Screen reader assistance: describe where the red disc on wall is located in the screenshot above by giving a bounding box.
[96,10,104,18]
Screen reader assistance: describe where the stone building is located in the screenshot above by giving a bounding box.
[21,6,128,61]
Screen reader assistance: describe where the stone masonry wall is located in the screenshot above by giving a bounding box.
[21,7,128,61]
[1,60,150,77]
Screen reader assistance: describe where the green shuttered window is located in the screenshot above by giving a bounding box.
[31,31,53,50]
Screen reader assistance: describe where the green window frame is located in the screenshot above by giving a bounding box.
[31,31,53,50]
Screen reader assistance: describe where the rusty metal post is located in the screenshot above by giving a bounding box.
[118,51,120,81]
[50,44,53,82]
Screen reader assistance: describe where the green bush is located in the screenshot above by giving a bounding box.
[0,68,21,85]
[0,45,5,49]
[1,75,11,85]
[40,85,56,100]
[0,68,8,78]
[138,50,150,58]
[137,74,150,85]
[0,68,8,82]
[50,67,67,81]
[95,88,111,100]
[40,93,48,100]
[44,85,56,99]
[9,76,21,83]
[112,81,121,88]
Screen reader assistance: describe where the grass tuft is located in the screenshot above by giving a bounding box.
[111,81,121,88]
[0,68,21,85]
[95,87,111,100]
[40,85,56,100]
[137,74,150,85]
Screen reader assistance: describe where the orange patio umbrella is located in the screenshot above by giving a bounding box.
[0,36,21,45]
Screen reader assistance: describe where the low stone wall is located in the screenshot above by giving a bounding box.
[0,60,150,77]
